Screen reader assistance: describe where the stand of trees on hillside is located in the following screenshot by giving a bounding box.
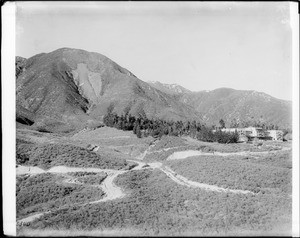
[103,111,239,143]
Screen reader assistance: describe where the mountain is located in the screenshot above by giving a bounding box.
[181,88,292,128]
[146,82,292,128]
[16,48,200,132]
[147,81,192,95]
[16,48,292,132]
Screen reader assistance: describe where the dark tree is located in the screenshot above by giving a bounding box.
[136,125,142,138]
[219,119,226,129]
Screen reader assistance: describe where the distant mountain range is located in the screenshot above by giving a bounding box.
[148,81,292,129]
[16,48,292,132]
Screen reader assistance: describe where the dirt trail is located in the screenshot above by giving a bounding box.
[136,141,158,160]
[18,142,273,225]
[149,146,186,153]
[160,166,254,194]
[17,212,49,225]
[90,170,126,203]
[17,165,127,225]
[127,158,253,194]
[17,159,254,226]
[16,166,45,175]
[135,140,185,159]
[167,147,291,161]
[127,160,146,170]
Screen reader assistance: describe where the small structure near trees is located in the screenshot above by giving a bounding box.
[213,127,284,142]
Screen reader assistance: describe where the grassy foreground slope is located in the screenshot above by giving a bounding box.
[20,169,291,236]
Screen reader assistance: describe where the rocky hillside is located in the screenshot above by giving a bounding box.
[16,48,200,132]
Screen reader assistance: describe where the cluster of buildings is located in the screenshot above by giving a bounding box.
[213,127,284,142]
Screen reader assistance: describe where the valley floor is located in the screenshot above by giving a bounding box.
[16,126,292,236]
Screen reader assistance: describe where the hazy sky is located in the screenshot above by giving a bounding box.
[16,2,293,100]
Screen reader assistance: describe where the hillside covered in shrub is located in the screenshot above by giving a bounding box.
[16,140,128,170]
[24,169,291,235]
[17,173,105,219]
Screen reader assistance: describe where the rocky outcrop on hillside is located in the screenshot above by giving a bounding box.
[16,56,27,78]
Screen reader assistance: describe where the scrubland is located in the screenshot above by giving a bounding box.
[16,173,105,220]
[244,150,292,169]
[165,153,292,194]
[16,127,292,236]
[19,169,291,236]
[17,140,128,170]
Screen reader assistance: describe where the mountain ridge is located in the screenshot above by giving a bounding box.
[16,48,292,132]
[146,81,292,128]
[16,48,201,132]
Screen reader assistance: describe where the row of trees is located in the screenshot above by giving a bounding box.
[104,112,201,138]
[103,111,239,143]
[221,118,281,130]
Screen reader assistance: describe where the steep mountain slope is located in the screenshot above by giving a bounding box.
[147,81,192,95]
[145,83,292,128]
[16,48,200,132]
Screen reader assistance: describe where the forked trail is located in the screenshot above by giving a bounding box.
[18,142,270,226]
[16,166,127,226]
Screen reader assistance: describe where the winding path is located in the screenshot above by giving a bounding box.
[16,166,127,226]
[19,142,285,226]
[126,159,253,194]
[160,166,253,194]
